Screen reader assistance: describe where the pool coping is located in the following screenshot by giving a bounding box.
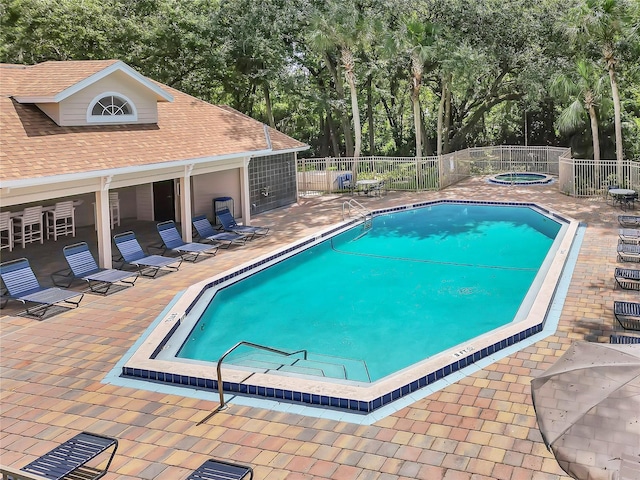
[120,199,579,414]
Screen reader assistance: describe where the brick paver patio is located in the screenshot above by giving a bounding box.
[1,177,638,479]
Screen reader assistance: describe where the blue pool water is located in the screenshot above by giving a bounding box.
[178,203,561,381]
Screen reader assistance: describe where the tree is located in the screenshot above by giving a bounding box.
[551,59,608,166]
[565,0,635,169]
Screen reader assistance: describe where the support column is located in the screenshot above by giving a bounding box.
[180,164,194,241]
[240,157,251,223]
[96,177,112,268]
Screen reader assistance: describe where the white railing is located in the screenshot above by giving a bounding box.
[297,146,639,198]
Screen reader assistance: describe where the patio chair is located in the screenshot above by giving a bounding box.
[113,231,182,278]
[618,215,640,228]
[13,205,44,248]
[614,267,640,291]
[51,242,138,295]
[217,207,269,239]
[192,214,247,248]
[609,334,640,344]
[46,200,76,241]
[617,243,640,262]
[186,458,253,480]
[619,228,640,244]
[0,258,84,317]
[613,301,640,331]
[0,211,13,251]
[156,221,219,262]
[19,431,117,480]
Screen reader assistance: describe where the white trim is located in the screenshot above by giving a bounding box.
[14,61,174,104]
[87,92,138,123]
[0,149,275,190]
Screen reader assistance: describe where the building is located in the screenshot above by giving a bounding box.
[0,60,308,266]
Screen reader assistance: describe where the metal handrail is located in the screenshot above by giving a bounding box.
[342,199,373,230]
[198,341,307,424]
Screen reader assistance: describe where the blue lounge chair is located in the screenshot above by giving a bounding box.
[113,231,181,277]
[617,243,640,262]
[0,258,84,317]
[186,458,253,480]
[217,207,269,239]
[51,242,138,294]
[19,431,117,480]
[156,221,219,262]
[618,215,640,228]
[614,267,640,291]
[619,228,640,244]
[192,214,247,248]
[614,301,640,331]
[610,334,640,344]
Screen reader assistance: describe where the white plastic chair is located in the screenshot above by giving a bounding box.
[0,211,14,251]
[46,201,76,240]
[13,206,44,248]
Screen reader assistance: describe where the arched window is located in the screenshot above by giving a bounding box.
[87,92,137,123]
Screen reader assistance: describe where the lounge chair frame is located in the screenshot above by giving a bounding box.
[113,231,182,277]
[609,334,640,344]
[613,301,640,331]
[19,431,117,480]
[51,242,139,295]
[186,458,253,480]
[192,214,247,248]
[617,243,640,262]
[619,228,640,245]
[614,267,640,291]
[618,215,640,228]
[0,258,84,317]
[216,207,269,239]
[156,221,219,262]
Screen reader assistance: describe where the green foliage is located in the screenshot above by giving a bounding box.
[0,0,638,160]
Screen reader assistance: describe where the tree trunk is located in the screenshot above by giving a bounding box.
[263,82,275,128]
[324,52,354,156]
[367,75,375,156]
[413,95,422,158]
[588,104,600,163]
[325,108,341,157]
[443,75,452,153]
[342,47,361,160]
[608,60,623,177]
[437,80,445,156]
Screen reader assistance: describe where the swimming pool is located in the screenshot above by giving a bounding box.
[489,172,554,185]
[178,203,560,382]
[122,200,577,413]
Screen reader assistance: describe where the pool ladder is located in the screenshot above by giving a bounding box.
[342,198,372,230]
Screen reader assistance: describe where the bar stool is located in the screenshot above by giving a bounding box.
[46,200,76,240]
[109,192,121,228]
[0,211,14,251]
[13,205,44,248]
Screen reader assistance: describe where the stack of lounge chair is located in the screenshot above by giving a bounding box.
[609,216,640,344]
[216,207,269,240]
[156,220,219,262]
[192,214,247,248]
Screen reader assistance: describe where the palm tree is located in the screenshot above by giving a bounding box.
[405,20,438,159]
[551,60,608,183]
[308,2,366,161]
[567,0,633,172]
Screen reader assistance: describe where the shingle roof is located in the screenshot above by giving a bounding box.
[0,62,308,183]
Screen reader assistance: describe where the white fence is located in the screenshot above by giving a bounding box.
[297,146,639,198]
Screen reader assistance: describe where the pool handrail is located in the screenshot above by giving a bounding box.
[342,199,372,229]
[198,341,308,424]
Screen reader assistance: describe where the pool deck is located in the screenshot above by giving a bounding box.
[1,177,638,480]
